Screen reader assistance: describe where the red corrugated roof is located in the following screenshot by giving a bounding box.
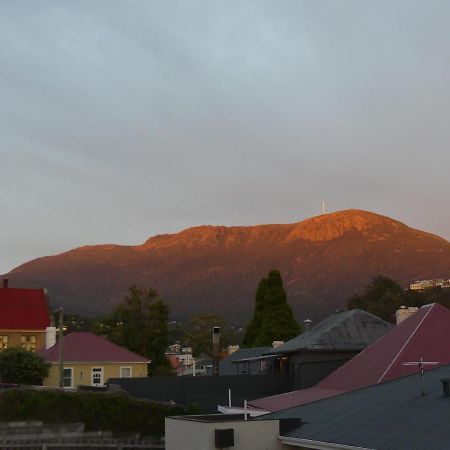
[0,287,51,330]
[250,304,450,412]
[37,332,150,363]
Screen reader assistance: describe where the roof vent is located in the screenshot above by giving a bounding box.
[2,279,8,289]
[441,378,450,396]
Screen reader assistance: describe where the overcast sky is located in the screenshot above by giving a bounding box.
[1,1,450,274]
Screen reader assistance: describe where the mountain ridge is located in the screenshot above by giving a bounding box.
[5,209,450,323]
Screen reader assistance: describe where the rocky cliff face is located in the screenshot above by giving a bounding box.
[6,210,450,323]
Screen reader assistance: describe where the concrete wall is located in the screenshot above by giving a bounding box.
[43,362,148,388]
[165,417,283,450]
[0,330,46,352]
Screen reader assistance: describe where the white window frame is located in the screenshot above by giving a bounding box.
[63,367,74,389]
[91,367,104,386]
[120,366,132,378]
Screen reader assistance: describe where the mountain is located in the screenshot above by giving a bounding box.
[5,210,450,323]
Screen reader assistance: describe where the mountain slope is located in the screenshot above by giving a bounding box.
[6,210,450,323]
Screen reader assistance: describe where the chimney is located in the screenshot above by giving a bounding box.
[2,279,8,289]
[212,326,220,376]
[304,319,312,331]
[45,327,57,349]
[395,306,418,325]
[441,378,450,396]
[272,340,284,348]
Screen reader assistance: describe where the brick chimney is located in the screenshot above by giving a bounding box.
[2,279,8,289]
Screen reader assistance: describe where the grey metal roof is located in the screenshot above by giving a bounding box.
[263,363,450,450]
[265,308,393,354]
[219,347,271,376]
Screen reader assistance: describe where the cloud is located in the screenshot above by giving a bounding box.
[1,0,450,273]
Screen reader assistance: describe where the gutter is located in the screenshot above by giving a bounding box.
[279,436,374,450]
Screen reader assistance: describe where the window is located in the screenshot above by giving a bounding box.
[120,367,132,378]
[91,367,104,386]
[63,368,73,388]
[0,336,8,351]
[21,335,36,351]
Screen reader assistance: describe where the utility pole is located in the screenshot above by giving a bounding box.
[58,307,64,388]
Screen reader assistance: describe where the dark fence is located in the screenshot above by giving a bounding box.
[109,374,293,413]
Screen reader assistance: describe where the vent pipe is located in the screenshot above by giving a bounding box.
[2,279,8,289]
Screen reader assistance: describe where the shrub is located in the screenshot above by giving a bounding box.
[0,389,187,437]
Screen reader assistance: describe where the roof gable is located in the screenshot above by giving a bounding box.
[37,332,149,363]
[318,303,449,390]
[0,287,51,330]
[266,308,393,354]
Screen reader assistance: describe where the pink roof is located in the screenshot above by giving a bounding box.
[38,332,150,363]
[0,287,51,330]
[250,303,450,411]
[248,387,345,412]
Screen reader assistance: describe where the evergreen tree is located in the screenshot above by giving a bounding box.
[243,270,301,347]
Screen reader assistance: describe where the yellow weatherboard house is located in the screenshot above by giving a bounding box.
[0,279,52,352]
[37,332,150,388]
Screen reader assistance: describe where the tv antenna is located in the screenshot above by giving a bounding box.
[402,356,439,395]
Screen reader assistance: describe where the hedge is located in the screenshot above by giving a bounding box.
[0,389,191,437]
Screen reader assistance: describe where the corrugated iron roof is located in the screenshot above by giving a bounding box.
[265,308,393,354]
[251,303,450,412]
[37,332,149,363]
[0,287,51,330]
[268,362,450,450]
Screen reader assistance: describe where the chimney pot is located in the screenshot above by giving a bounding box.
[304,319,312,331]
[2,279,8,289]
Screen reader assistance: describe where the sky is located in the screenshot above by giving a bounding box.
[1,1,450,274]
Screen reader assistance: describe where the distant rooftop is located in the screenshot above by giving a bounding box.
[219,347,271,375]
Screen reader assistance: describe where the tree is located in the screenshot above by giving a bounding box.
[347,276,406,322]
[243,270,301,347]
[347,275,450,322]
[183,314,227,357]
[0,347,50,385]
[106,285,172,375]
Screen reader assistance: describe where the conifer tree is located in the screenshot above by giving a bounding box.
[243,270,301,347]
